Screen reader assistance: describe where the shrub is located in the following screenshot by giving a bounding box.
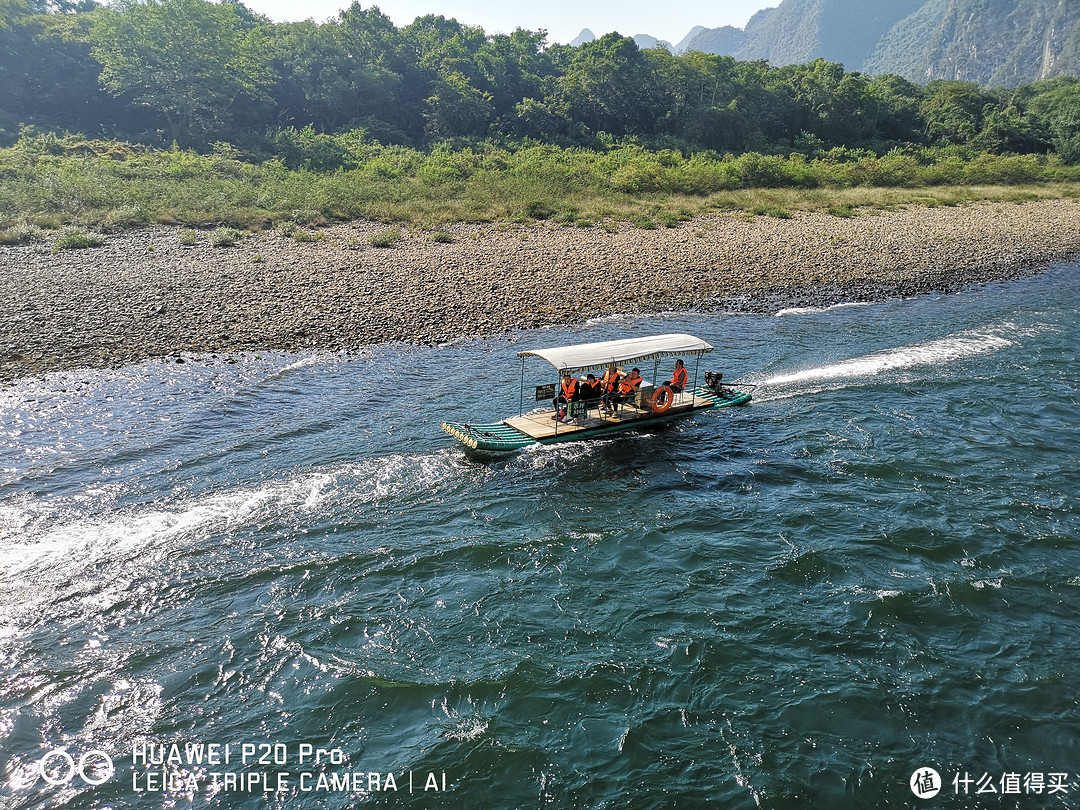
[210,227,242,247]
[679,155,739,193]
[53,228,105,251]
[0,135,1068,239]
[417,153,462,186]
[289,208,321,226]
[273,126,348,171]
[178,229,199,246]
[0,223,46,244]
[609,161,668,193]
[291,228,324,243]
[432,230,454,243]
[369,227,402,247]
[963,153,1043,185]
[524,200,555,220]
[33,214,65,230]
[553,207,578,225]
[837,154,920,188]
[826,204,856,217]
[732,153,788,188]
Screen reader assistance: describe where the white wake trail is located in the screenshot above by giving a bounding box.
[760,331,1014,388]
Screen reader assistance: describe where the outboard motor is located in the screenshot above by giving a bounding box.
[705,371,733,398]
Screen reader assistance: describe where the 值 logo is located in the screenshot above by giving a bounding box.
[910,767,942,799]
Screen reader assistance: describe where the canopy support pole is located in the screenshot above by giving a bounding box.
[692,353,702,404]
[553,368,562,436]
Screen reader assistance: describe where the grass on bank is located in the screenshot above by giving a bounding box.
[52,227,105,251]
[1,132,1079,237]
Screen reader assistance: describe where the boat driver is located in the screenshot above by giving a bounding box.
[664,359,688,393]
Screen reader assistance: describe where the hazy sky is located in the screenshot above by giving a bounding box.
[240,0,781,47]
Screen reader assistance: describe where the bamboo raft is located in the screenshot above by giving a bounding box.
[442,334,751,453]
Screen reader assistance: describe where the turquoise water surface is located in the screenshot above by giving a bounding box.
[2,263,1079,808]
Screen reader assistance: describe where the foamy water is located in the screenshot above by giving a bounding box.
[758,329,1014,387]
[773,301,874,317]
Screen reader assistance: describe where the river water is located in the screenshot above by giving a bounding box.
[2,263,1079,808]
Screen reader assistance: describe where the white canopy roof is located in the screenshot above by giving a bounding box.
[518,333,713,372]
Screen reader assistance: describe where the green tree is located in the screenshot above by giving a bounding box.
[555,33,659,136]
[89,0,274,145]
[973,98,1049,154]
[867,74,923,143]
[1028,76,1080,163]
[392,14,490,138]
[0,1,133,140]
[474,28,553,125]
[638,49,751,150]
[399,13,486,81]
[511,96,573,140]
[0,0,37,121]
[771,60,878,146]
[269,6,403,133]
[424,70,493,137]
[729,60,798,148]
[920,81,993,145]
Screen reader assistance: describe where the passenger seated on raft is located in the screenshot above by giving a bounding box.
[600,364,621,394]
[552,370,581,421]
[600,364,623,414]
[663,359,689,394]
[579,373,602,405]
[603,367,643,413]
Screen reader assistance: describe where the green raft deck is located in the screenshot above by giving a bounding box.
[442,385,751,453]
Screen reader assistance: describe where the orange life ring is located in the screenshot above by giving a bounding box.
[649,385,673,413]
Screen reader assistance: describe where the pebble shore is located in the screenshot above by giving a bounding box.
[3,199,1080,383]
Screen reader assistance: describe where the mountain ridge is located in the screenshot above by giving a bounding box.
[603,0,1080,87]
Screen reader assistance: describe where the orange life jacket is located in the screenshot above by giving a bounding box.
[561,377,578,398]
[618,374,642,395]
[601,369,621,393]
[672,366,688,388]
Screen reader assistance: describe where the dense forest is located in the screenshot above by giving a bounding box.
[5,0,1080,238]
[4,0,1080,159]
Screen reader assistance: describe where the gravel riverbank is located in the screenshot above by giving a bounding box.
[3,199,1080,382]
